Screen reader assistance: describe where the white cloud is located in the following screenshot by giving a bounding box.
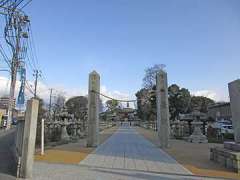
[191,90,229,102]
[0,76,10,96]
[0,75,231,107]
[100,85,136,108]
[0,75,136,108]
[0,76,22,97]
[101,85,130,102]
[191,90,217,100]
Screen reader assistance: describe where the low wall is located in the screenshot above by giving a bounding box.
[210,147,240,173]
[0,128,17,176]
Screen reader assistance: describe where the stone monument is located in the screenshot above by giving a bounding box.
[87,71,100,147]
[210,79,240,173]
[156,69,170,148]
[20,99,39,178]
[229,79,240,144]
[188,110,208,143]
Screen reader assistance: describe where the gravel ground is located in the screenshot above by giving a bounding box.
[136,126,240,180]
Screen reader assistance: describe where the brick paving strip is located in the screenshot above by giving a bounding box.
[32,125,227,179]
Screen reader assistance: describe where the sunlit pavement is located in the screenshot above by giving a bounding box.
[32,125,226,180]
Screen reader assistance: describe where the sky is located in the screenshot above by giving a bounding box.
[1,0,240,103]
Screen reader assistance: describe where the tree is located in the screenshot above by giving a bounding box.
[136,88,153,121]
[106,99,119,112]
[52,93,65,115]
[136,83,192,122]
[190,96,215,113]
[35,98,47,145]
[142,64,162,89]
[99,98,104,113]
[65,96,88,119]
[168,84,191,121]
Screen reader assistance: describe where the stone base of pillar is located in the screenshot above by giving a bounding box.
[188,134,208,143]
[224,142,240,152]
[210,147,240,173]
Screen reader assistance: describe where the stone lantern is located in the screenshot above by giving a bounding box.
[59,107,71,142]
[188,110,208,143]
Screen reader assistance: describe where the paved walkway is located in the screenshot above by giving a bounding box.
[0,128,16,177]
[33,125,226,179]
[80,125,191,174]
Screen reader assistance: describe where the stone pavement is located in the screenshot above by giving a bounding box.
[31,125,228,179]
[0,128,16,177]
[80,124,191,174]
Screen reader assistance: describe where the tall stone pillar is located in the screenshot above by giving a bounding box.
[20,99,39,178]
[87,71,100,147]
[228,79,240,143]
[156,70,170,148]
[210,80,240,173]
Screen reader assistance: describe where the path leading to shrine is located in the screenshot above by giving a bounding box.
[80,124,190,174]
[32,124,226,180]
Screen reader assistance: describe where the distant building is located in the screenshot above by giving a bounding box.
[0,108,7,115]
[0,96,16,109]
[207,102,231,121]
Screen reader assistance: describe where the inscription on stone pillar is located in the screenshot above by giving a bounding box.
[87,71,100,147]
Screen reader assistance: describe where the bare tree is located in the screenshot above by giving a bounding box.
[142,64,162,89]
[52,93,66,115]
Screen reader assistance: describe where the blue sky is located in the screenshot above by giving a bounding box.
[2,0,240,101]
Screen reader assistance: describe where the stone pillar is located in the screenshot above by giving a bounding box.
[20,99,39,178]
[156,70,170,148]
[228,79,240,143]
[87,71,100,147]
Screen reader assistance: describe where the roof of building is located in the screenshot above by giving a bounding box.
[208,102,230,109]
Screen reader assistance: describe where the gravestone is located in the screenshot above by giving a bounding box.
[87,71,100,147]
[156,70,170,148]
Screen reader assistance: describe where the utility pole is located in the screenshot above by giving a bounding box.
[6,17,22,130]
[3,1,31,130]
[7,56,19,129]
[48,88,53,119]
[33,70,41,98]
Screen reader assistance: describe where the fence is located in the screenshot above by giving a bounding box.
[139,120,157,131]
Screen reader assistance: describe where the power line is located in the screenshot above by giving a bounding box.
[28,24,39,68]
[0,43,11,68]
[26,35,37,69]
[25,80,34,95]
[19,0,32,9]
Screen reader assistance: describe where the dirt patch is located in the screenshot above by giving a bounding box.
[35,126,117,164]
[35,149,93,164]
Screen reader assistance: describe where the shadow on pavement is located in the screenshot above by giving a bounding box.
[0,129,17,178]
